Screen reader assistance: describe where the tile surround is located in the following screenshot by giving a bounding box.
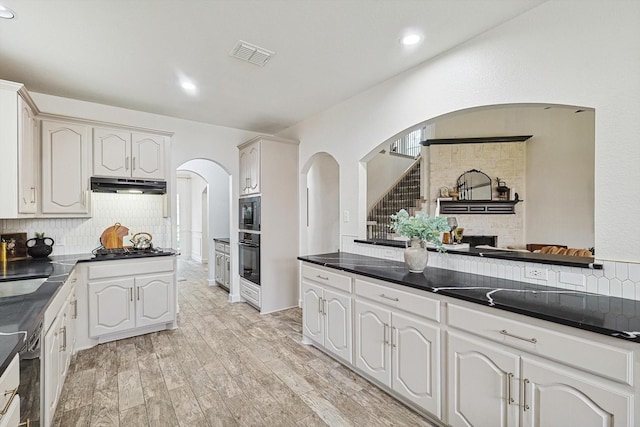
[342,235,640,302]
[1,193,170,256]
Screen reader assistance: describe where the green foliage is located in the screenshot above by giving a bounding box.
[35,232,45,239]
[389,209,451,251]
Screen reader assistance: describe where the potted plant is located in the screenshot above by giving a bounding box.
[389,209,450,273]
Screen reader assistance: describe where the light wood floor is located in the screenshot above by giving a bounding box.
[53,259,438,427]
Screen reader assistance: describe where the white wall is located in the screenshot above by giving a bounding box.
[307,153,340,255]
[176,174,192,257]
[366,151,415,212]
[278,1,640,264]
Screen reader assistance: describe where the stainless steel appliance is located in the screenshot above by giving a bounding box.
[90,176,167,194]
[92,246,166,259]
[239,196,261,231]
[239,232,260,285]
[18,318,43,426]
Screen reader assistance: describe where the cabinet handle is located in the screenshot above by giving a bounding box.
[383,323,389,345]
[523,378,530,411]
[380,294,399,302]
[126,156,130,170]
[130,288,133,302]
[132,157,136,170]
[500,329,537,344]
[323,299,327,316]
[30,187,36,204]
[391,326,397,348]
[137,287,141,301]
[59,326,67,352]
[507,373,514,404]
[0,387,18,415]
[316,275,329,281]
[72,299,78,319]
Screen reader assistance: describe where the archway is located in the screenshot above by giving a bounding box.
[303,153,340,255]
[176,158,230,286]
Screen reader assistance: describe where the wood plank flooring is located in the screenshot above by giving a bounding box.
[53,259,438,427]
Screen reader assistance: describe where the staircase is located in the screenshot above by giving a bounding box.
[367,157,422,240]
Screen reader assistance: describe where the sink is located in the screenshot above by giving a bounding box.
[0,277,47,298]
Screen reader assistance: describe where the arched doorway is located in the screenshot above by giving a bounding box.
[176,159,230,285]
[304,153,340,255]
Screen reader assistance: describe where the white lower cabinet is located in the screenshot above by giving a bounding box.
[89,272,174,337]
[448,332,520,427]
[302,280,352,364]
[43,279,76,427]
[355,299,440,416]
[0,354,20,427]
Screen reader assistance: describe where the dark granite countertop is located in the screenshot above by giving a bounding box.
[214,238,230,244]
[353,239,602,269]
[298,252,640,343]
[0,250,177,375]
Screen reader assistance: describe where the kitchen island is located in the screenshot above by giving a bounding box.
[299,252,640,427]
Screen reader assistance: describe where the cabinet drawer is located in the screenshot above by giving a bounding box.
[89,257,174,279]
[355,278,440,322]
[214,242,225,252]
[0,354,19,424]
[448,303,633,385]
[240,279,261,308]
[302,264,352,293]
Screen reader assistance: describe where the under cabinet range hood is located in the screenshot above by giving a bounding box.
[90,177,167,194]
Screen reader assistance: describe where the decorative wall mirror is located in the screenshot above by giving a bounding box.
[457,169,492,200]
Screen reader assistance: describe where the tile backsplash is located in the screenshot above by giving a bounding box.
[1,193,171,256]
[342,235,640,301]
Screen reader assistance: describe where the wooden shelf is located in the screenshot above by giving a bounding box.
[440,200,521,215]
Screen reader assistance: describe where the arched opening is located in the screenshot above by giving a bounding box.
[303,153,340,255]
[176,158,231,285]
[365,103,595,251]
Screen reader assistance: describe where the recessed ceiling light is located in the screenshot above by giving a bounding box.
[401,33,422,46]
[0,4,16,19]
[180,80,197,94]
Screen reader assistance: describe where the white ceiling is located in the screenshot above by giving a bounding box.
[0,0,546,134]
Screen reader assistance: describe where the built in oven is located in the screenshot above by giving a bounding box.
[239,196,261,231]
[239,232,260,286]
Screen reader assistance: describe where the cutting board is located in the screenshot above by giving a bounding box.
[100,223,129,249]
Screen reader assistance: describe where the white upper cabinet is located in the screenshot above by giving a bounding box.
[41,120,91,215]
[0,80,39,218]
[93,128,165,180]
[18,94,39,214]
[239,140,260,195]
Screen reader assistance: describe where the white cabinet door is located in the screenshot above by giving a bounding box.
[223,253,231,289]
[239,142,260,195]
[132,132,165,179]
[522,358,632,427]
[302,281,324,346]
[324,287,352,363]
[93,128,131,177]
[41,120,90,214]
[135,273,174,328]
[355,299,391,386]
[88,277,135,337]
[43,314,62,427]
[448,332,520,427]
[18,95,38,214]
[392,311,440,417]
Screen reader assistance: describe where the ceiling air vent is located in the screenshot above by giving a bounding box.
[230,40,274,67]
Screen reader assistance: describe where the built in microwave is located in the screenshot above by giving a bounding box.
[239,196,261,231]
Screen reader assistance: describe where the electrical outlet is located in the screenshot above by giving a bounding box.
[525,266,548,280]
